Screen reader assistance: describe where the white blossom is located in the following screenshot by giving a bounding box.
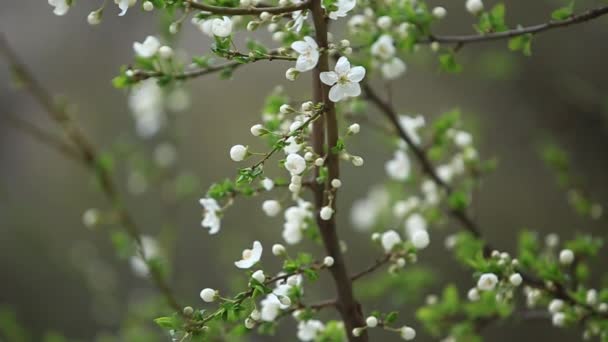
[284,136,303,154]
[129,235,159,277]
[285,153,307,175]
[143,1,154,11]
[548,299,564,313]
[200,288,217,302]
[467,288,480,301]
[230,144,248,162]
[116,0,136,16]
[250,124,265,136]
[393,197,419,218]
[509,273,523,286]
[552,312,566,327]
[405,213,429,249]
[371,35,396,60]
[320,206,334,221]
[129,79,165,137]
[398,115,425,145]
[348,123,360,134]
[385,150,411,181]
[297,320,325,341]
[376,16,392,29]
[272,243,286,256]
[400,326,416,340]
[291,37,319,72]
[327,0,356,20]
[432,6,447,19]
[87,11,102,25]
[133,36,161,58]
[320,56,366,102]
[282,201,313,244]
[366,316,378,328]
[381,230,402,252]
[262,200,282,217]
[466,0,484,15]
[351,186,389,231]
[49,0,70,16]
[235,241,263,269]
[323,256,335,267]
[559,249,574,265]
[211,16,233,37]
[381,57,407,80]
[477,273,498,291]
[454,131,473,147]
[252,270,266,283]
[262,178,275,191]
[158,45,173,59]
[200,198,222,234]
[331,178,342,188]
[586,289,598,305]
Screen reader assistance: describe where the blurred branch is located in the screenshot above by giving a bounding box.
[424,5,608,46]
[1,113,82,163]
[0,35,183,313]
[361,81,608,321]
[186,0,311,15]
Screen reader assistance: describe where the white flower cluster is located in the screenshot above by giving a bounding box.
[193,16,234,38]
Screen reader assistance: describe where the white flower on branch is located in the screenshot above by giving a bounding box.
[371,35,396,60]
[211,16,233,37]
[133,36,161,58]
[385,150,411,181]
[398,114,425,145]
[128,79,165,138]
[381,230,402,252]
[199,198,222,234]
[466,0,484,15]
[297,320,325,341]
[230,144,248,162]
[235,240,263,269]
[477,273,498,291]
[261,178,275,191]
[405,213,430,249]
[381,57,407,80]
[400,326,416,340]
[351,186,389,231]
[320,57,366,102]
[285,153,307,175]
[129,235,159,277]
[48,0,70,16]
[291,36,319,72]
[262,200,282,217]
[116,0,136,16]
[200,288,217,302]
[252,270,266,283]
[327,0,356,20]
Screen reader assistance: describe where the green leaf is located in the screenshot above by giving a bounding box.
[552,2,574,20]
[508,34,533,56]
[439,52,463,73]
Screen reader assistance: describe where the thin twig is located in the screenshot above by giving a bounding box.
[0,35,183,313]
[186,0,311,15]
[423,5,608,45]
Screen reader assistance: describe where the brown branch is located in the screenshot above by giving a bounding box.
[186,0,311,15]
[310,1,367,340]
[133,50,294,82]
[0,35,183,313]
[361,82,608,321]
[1,113,83,163]
[424,5,608,45]
[350,253,392,282]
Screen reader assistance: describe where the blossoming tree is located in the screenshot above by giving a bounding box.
[3,0,608,341]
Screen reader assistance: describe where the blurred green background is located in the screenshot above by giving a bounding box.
[1,0,608,341]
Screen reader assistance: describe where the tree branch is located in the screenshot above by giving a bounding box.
[186,0,311,16]
[424,5,608,45]
[0,35,183,314]
[310,1,367,340]
[361,81,608,321]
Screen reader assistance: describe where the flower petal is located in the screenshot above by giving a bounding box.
[320,71,338,86]
[334,56,350,75]
[291,41,309,54]
[347,66,366,82]
[328,84,345,102]
[342,82,361,98]
[303,36,318,49]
